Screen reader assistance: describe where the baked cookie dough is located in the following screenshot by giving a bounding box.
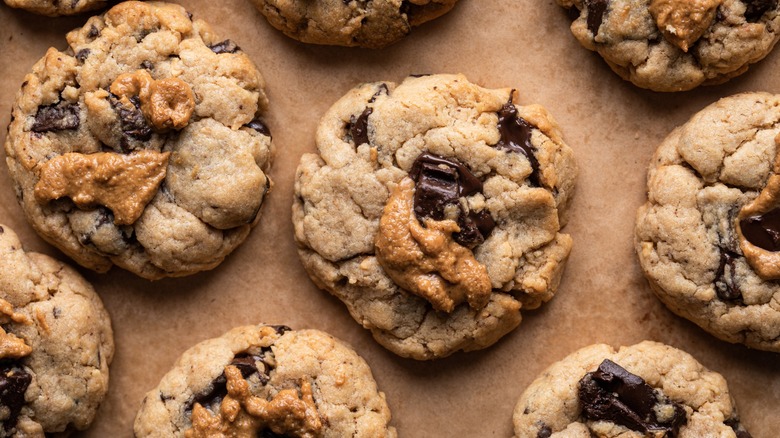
[635,92,780,352]
[0,224,114,435]
[134,325,396,438]
[513,341,751,437]
[251,0,458,48]
[3,0,106,16]
[557,0,780,91]
[4,1,274,280]
[293,74,577,359]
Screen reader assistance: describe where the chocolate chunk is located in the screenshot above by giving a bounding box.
[270,325,291,334]
[726,418,752,438]
[76,49,91,63]
[740,208,780,251]
[0,226,4,234]
[209,40,240,54]
[349,108,372,146]
[408,153,495,247]
[0,363,32,432]
[245,118,272,138]
[536,423,552,438]
[110,94,152,149]
[715,249,742,301]
[744,0,777,22]
[585,0,609,35]
[495,97,541,187]
[369,83,388,103]
[578,359,687,436]
[188,351,273,410]
[140,60,154,70]
[31,103,80,133]
[87,25,100,39]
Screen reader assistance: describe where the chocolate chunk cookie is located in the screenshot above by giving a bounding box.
[251,0,458,48]
[558,0,780,91]
[134,325,396,437]
[293,74,577,359]
[636,92,780,352]
[513,341,751,437]
[0,224,114,435]
[4,1,274,279]
[3,0,106,16]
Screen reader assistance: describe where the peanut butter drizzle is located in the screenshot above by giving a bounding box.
[375,177,492,313]
[0,299,32,360]
[34,150,170,225]
[111,70,195,131]
[186,366,323,438]
[649,0,722,52]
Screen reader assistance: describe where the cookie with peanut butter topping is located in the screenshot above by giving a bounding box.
[0,224,114,435]
[293,74,577,359]
[4,1,274,279]
[636,92,780,352]
[558,0,780,91]
[134,325,396,438]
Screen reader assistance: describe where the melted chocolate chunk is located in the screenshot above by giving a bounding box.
[31,103,80,133]
[209,40,240,54]
[496,97,541,187]
[715,249,742,301]
[744,0,778,22]
[740,208,780,251]
[536,424,552,438]
[585,0,609,35]
[349,108,372,146]
[270,325,291,334]
[188,350,273,411]
[87,25,100,39]
[111,94,152,149]
[726,418,753,438]
[408,153,495,247]
[579,360,686,436]
[246,118,272,138]
[140,60,154,70]
[369,84,388,103]
[0,363,32,432]
[76,49,91,63]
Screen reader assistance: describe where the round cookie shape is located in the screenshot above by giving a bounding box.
[293,74,577,359]
[134,325,396,437]
[558,0,780,91]
[635,92,780,352]
[0,224,114,435]
[4,1,274,280]
[513,341,751,437]
[3,0,106,16]
[251,0,458,49]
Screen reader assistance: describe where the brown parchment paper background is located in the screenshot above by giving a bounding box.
[1,1,779,436]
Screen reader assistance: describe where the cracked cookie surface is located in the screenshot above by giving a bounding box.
[3,0,106,16]
[558,0,780,91]
[513,341,751,437]
[0,224,114,435]
[293,74,577,359]
[4,1,274,280]
[251,0,458,48]
[635,92,780,352]
[133,325,396,438]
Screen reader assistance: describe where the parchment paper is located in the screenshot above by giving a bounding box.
[1,1,778,436]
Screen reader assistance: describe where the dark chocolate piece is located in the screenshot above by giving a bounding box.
[270,325,291,334]
[740,208,780,251]
[188,350,274,411]
[715,249,742,301]
[31,103,80,133]
[76,49,91,63]
[0,363,32,432]
[349,108,372,146]
[536,423,552,438]
[246,118,272,139]
[726,418,753,438]
[369,84,388,103]
[578,359,686,436]
[111,94,152,149]
[140,60,154,70]
[744,0,778,22]
[87,25,100,39]
[495,97,541,187]
[408,153,495,247]
[209,40,240,54]
[585,0,608,36]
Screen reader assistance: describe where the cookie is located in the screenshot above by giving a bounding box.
[133,325,396,437]
[251,0,458,48]
[293,74,577,359]
[635,92,780,352]
[0,224,114,435]
[4,1,274,280]
[513,341,751,437]
[3,0,106,16]
[558,0,780,91]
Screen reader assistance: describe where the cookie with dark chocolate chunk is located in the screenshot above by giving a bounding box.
[0,225,114,435]
[133,325,396,437]
[4,1,274,279]
[557,0,780,91]
[513,341,751,437]
[251,0,459,48]
[293,74,577,359]
[636,92,780,352]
